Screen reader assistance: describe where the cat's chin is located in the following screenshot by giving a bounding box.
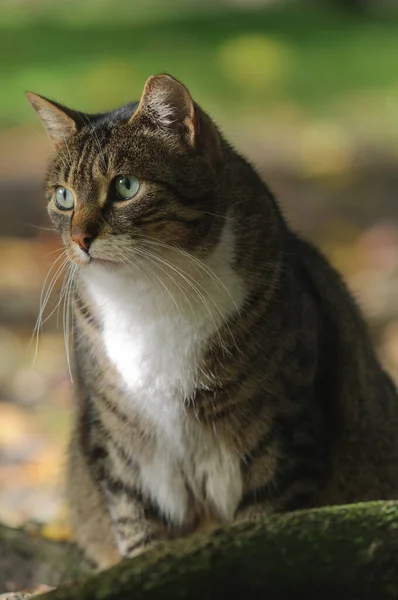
[90,258,120,268]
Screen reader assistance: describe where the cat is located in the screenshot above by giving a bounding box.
[27,73,398,569]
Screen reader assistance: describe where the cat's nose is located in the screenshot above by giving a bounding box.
[72,231,95,253]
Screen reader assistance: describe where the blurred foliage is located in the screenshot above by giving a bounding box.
[1,0,398,145]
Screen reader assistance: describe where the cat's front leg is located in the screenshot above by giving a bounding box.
[103,479,168,559]
[68,429,166,566]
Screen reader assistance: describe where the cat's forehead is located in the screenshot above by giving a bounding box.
[81,101,139,131]
[54,100,140,165]
[52,115,142,182]
[52,130,109,187]
[51,110,183,191]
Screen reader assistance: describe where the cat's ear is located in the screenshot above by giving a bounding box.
[26,92,78,145]
[133,74,196,144]
[132,74,221,163]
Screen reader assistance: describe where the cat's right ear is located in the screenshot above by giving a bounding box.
[132,74,222,166]
[26,92,78,145]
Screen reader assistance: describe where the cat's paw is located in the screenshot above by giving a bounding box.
[123,541,157,560]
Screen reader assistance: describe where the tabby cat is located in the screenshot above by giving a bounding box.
[27,74,398,569]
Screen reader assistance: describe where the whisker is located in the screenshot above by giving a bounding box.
[138,249,207,317]
[31,251,69,364]
[122,246,231,356]
[16,222,57,232]
[43,265,72,326]
[32,252,67,332]
[116,249,185,319]
[201,211,238,224]
[63,264,77,382]
[136,237,245,354]
[124,236,241,352]
[41,246,66,259]
[132,233,241,315]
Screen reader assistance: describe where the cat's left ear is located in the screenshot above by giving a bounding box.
[132,74,222,164]
[26,92,79,145]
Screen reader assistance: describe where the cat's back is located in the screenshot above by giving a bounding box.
[292,233,398,502]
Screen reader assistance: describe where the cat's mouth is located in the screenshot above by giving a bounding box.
[70,246,119,268]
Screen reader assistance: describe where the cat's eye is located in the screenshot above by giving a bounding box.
[114,175,140,201]
[54,186,74,211]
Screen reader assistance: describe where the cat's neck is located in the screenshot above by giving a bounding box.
[80,222,246,409]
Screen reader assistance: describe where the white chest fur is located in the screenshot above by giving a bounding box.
[83,224,246,524]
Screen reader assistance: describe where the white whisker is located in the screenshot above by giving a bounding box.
[124,248,189,320]
[133,233,241,316]
[31,251,68,365]
[63,264,78,382]
[121,246,232,356]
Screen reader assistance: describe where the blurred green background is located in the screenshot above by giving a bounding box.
[1,0,398,537]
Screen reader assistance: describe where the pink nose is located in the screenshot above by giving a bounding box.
[72,231,94,252]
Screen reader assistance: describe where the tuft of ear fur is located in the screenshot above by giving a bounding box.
[26,92,78,145]
[131,74,196,145]
[133,74,222,164]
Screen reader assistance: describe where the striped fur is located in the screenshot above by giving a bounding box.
[28,74,398,569]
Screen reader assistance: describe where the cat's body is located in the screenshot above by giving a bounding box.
[28,75,398,569]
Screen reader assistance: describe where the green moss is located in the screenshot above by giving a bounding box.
[37,501,398,600]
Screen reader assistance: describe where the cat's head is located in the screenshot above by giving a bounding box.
[27,74,226,270]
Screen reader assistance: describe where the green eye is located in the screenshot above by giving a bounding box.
[54,186,74,210]
[114,175,140,200]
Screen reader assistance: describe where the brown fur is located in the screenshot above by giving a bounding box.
[27,74,398,569]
